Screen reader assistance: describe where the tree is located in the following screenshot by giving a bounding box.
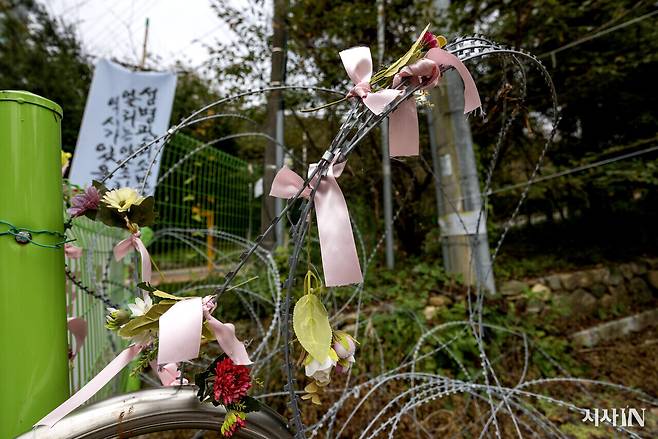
[206,0,658,259]
[0,0,92,151]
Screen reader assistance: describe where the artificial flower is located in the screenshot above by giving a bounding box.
[333,331,357,359]
[415,90,433,108]
[127,295,153,317]
[105,308,131,330]
[335,355,355,374]
[102,187,145,213]
[67,186,100,218]
[304,354,336,385]
[213,357,252,406]
[221,410,247,437]
[61,151,72,175]
[301,380,328,405]
[421,31,439,49]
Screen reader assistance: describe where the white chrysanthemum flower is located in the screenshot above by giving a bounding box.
[127,295,153,317]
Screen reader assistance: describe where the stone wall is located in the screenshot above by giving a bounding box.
[499,258,658,316]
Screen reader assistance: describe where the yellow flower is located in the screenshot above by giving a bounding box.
[102,187,145,212]
[61,151,72,168]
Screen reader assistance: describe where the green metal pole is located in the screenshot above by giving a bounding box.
[0,90,69,437]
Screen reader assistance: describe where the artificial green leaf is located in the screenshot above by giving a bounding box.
[293,293,332,361]
[96,203,127,229]
[194,371,209,400]
[137,282,157,293]
[129,196,156,227]
[91,180,108,195]
[144,301,176,318]
[241,396,261,413]
[117,316,158,337]
[152,290,185,301]
[202,321,214,341]
[117,302,175,337]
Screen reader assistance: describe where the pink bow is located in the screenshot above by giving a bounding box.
[270,162,363,287]
[36,344,145,427]
[113,231,152,283]
[340,45,481,157]
[340,46,404,116]
[389,47,482,156]
[157,295,251,366]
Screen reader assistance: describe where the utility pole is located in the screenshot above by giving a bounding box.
[140,18,149,69]
[427,0,496,293]
[377,0,395,269]
[262,0,287,249]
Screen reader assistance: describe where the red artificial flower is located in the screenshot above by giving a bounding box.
[422,31,439,49]
[223,416,246,437]
[213,358,252,406]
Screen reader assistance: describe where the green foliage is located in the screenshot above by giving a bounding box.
[131,343,158,376]
[206,0,658,265]
[0,0,91,151]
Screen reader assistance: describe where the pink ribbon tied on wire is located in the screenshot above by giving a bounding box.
[36,296,250,428]
[157,295,251,366]
[113,231,152,283]
[340,46,481,157]
[341,46,405,116]
[270,161,363,287]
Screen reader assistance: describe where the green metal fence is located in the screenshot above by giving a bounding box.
[63,133,253,398]
[65,217,134,400]
[152,133,254,272]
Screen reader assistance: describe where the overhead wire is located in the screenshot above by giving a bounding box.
[84,0,156,57]
[539,8,658,59]
[488,144,658,196]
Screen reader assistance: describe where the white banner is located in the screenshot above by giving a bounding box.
[69,59,177,194]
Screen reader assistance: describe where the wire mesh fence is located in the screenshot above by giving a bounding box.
[151,133,254,276]
[65,217,133,401]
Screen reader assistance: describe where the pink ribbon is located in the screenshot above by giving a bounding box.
[157,295,251,366]
[64,243,83,259]
[270,162,363,287]
[113,231,152,283]
[340,45,481,157]
[340,46,404,116]
[389,47,482,156]
[35,344,144,427]
[67,317,87,359]
[150,361,189,386]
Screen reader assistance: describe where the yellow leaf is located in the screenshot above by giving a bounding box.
[152,290,185,301]
[293,294,332,361]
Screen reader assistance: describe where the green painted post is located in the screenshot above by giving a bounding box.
[0,91,69,437]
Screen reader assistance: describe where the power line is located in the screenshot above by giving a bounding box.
[539,8,658,59]
[488,144,658,196]
[85,0,155,55]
